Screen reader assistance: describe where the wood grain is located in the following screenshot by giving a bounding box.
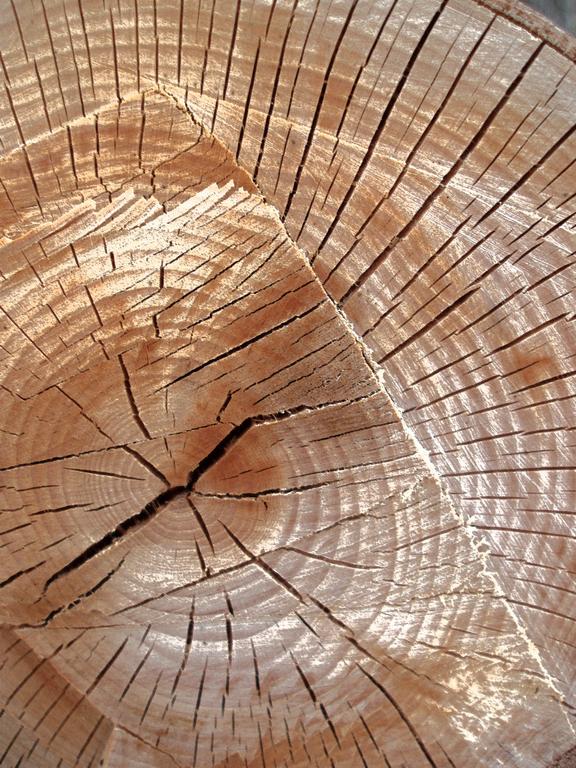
[0,0,574,766]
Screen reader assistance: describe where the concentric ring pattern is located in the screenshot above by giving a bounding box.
[0,2,574,766]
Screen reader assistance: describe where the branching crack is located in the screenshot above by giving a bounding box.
[41,395,378,595]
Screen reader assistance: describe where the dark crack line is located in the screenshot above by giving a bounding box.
[25,556,127,628]
[119,353,152,440]
[186,496,214,553]
[42,393,382,597]
[156,302,325,391]
[41,397,377,594]
[42,485,184,594]
[193,479,338,499]
[221,522,402,679]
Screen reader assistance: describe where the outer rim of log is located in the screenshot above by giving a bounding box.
[479,0,576,60]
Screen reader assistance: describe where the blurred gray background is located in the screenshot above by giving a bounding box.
[522,0,576,35]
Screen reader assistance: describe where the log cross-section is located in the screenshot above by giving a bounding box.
[0,1,575,766]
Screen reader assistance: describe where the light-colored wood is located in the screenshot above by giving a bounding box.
[0,1,575,766]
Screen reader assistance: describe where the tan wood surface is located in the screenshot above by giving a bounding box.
[0,1,575,766]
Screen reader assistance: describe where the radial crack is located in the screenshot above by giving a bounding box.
[41,396,379,593]
[119,353,152,440]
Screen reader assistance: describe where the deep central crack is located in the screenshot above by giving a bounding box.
[42,396,374,595]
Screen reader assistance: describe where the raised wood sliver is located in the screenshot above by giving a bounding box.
[0,2,575,766]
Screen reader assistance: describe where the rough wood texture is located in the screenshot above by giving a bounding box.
[0,1,574,766]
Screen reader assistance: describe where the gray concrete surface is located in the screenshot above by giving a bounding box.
[522,0,576,35]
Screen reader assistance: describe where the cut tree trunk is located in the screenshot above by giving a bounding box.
[0,1,575,766]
